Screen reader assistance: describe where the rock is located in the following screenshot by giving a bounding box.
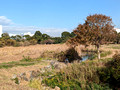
[11,74,17,80]
[44,65,51,71]
[40,68,45,74]
[55,86,60,90]
[19,72,29,81]
[52,61,66,70]
[29,70,40,80]
[50,61,55,66]
[19,72,26,77]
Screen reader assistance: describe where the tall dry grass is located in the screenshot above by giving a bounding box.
[0,44,84,63]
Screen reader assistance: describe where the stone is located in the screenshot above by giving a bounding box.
[52,61,66,70]
[19,72,26,77]
[55,86,60,90]
[11,74,17,80]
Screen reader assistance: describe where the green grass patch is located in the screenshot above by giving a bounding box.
[0,56,44,69]
[42,58,112,90]
[100,51,112,57]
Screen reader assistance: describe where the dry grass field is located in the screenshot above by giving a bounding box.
[0,44,120,90]
[0,44,70,63]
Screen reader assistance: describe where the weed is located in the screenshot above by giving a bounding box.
[29,79,43,90]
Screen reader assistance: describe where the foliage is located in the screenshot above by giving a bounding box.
[33,31,42,43]
[41,39,54,44]
[100,51,112,57]
[5,39,16,46]
[115,32,120,44]
[57,47,82,62]
[23,41,31,46]
[13,77,20,84]
[98,53,120,89]
[1,33,10,39]
[43,58,112,89]
[0,39,5,47]
[40,51,57,60]
[23,35,31,41]
[68,14,116,59]
[52,37,63,44]
[29,79,43,90]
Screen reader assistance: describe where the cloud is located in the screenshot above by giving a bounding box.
[0,16,70,37]
[24,32,34,36]
[0,16,13,26]
[115,28,120,33]
[3,26,69,37]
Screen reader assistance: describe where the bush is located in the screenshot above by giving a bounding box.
[98,53,120,89]
[29,39,37,45]
[5,39,16,46]
[40,51,57,60]
[57,47,82,62]
[23,41,30,46]
[29,79,43,90]
[14,42,24,47]
[0,40,5,47]
[41,39,54,44]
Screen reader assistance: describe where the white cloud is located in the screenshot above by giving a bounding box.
[24,32,34,36]
[115,28,120,33]
[9,33,17,36]
[0,16,70,37]
[3,26,69,37]
[0,16,13,26]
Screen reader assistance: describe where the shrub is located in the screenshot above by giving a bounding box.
[14,42,24,47]
[40,51,57,60]
[5,39,16,46]
[29,39,37,45]
[41,39,54,44]
[0,40,5,47]
[98,53,120,89]
[57,47,82,62]
[29,79,43,90]
[23,41,30,46]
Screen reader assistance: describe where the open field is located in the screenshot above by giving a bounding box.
[0,60,49,90]
[0,44,120,89]
[0,44,70,63]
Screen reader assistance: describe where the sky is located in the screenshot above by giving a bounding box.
[0,0,120,36]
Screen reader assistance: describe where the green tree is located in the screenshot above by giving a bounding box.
[42,34,50,40]
[70,32,75,37]
[1,33,10,40]
[33,31,42,43]
[61,31,71,38]
[68,14,116,59]
[52,37,63,44]
[23,35,31,41]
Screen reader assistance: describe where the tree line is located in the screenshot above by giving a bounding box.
[0,31,75,47]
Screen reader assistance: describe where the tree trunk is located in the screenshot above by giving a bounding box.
[97,45,100,59]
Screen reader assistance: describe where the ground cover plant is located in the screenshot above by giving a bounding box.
[43,58,113,89]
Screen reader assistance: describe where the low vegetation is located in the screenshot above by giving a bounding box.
[0,31,75,47]
[0,56,43,69]
[43,53,120,89]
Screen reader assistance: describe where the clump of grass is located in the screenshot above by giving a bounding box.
[43,58,112,89]
[29,79,43,90]
[40,51,58,60]
[100,51,112,57]
[0,56,44,69]
[0,62,35,69]
[98,53,120,89]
